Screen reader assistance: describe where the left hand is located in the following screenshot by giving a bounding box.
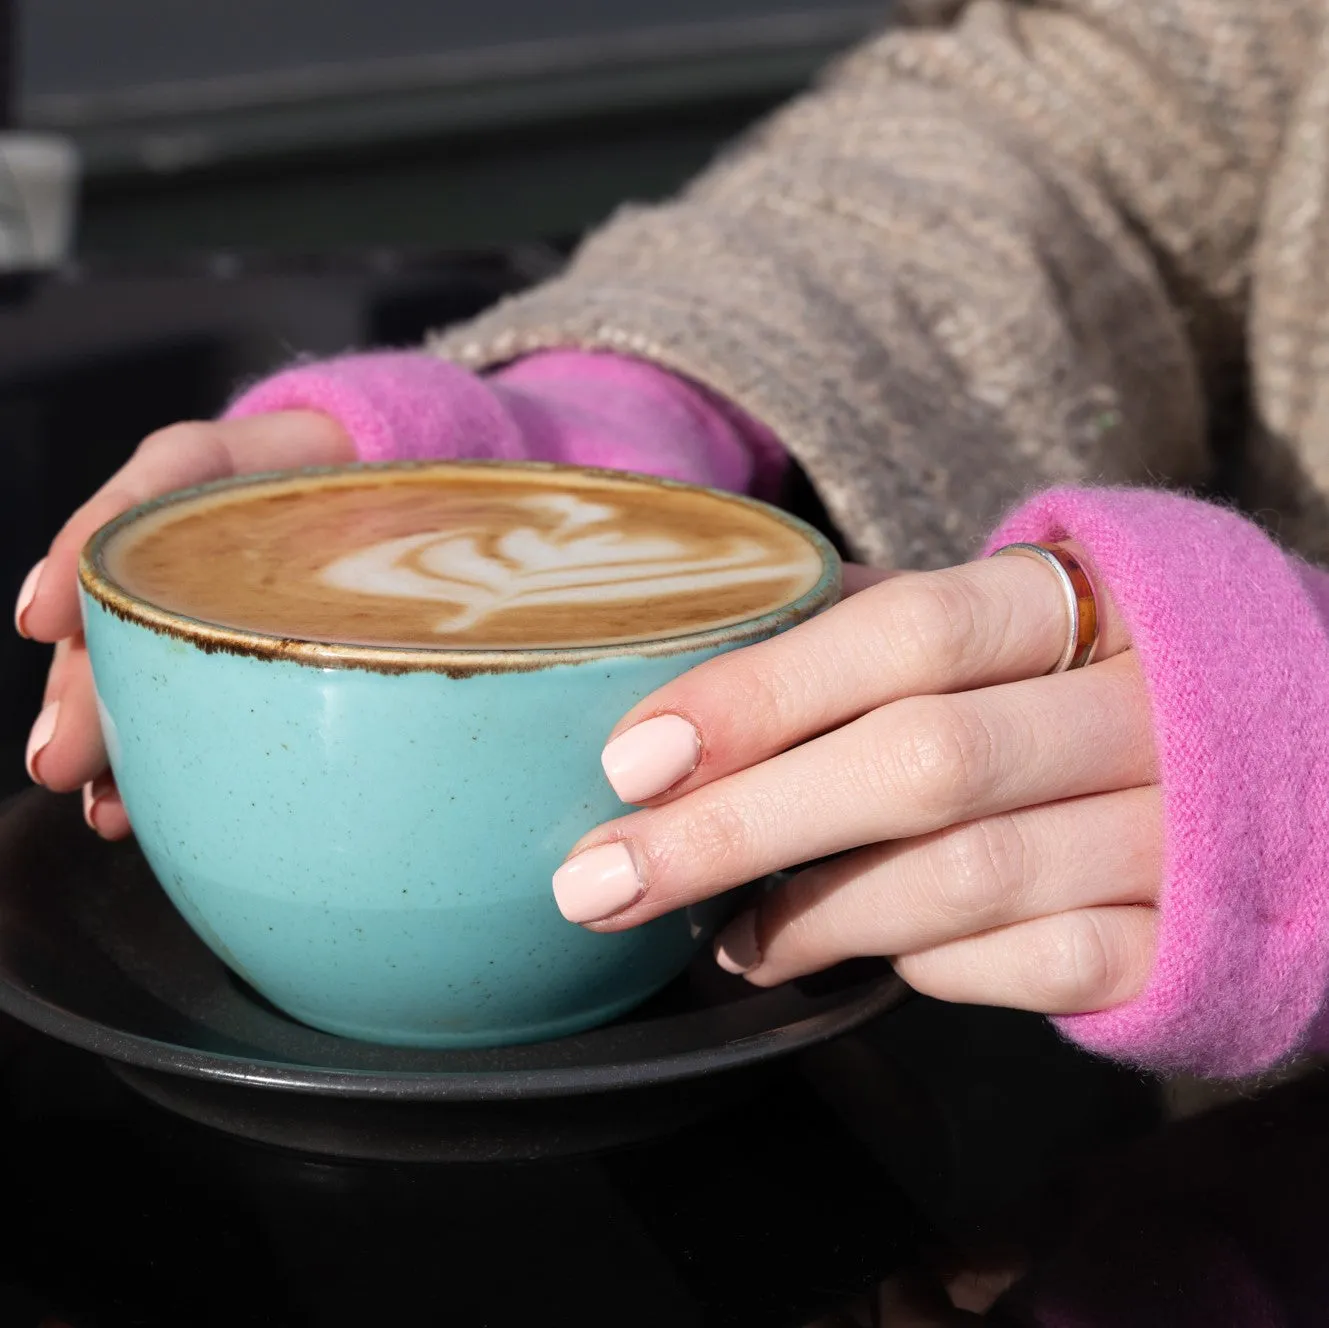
[552,551,1162,1015]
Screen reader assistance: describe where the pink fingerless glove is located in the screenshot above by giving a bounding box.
[224,349,787,499]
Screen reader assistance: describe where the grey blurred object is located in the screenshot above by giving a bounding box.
[0,0,11,128]
[0,130,78,268]
[18,1,885,175]
[10,1,888,256]
[2,0,78,269]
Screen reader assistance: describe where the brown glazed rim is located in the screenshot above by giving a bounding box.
[79,459,842,678]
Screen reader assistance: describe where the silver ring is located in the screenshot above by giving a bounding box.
[991,541,1099,674]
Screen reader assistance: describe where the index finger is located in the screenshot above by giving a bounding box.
[598,543,1129,806]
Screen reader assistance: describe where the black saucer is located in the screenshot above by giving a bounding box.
[0,791,906,1160]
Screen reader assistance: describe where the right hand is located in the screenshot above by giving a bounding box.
[14,410,355,840]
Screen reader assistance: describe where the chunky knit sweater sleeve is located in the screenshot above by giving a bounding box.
[429,0,1324,567]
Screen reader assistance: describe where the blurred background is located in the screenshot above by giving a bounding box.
[20,0,884,254]
[0,0,886,794]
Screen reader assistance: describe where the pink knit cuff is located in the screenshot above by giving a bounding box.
[492,350,788,499]
[985,488,1329,1077]
[224,352,527,462]
[223,349,786,497]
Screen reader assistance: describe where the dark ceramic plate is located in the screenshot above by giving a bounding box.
[0,791,906,1159]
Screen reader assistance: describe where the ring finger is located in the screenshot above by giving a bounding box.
[600,542,1126,807]
[713,785,1162,984]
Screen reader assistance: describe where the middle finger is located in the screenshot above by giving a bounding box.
[555,651,1156,927]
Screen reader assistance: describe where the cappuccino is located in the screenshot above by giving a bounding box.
[104,465,826,649]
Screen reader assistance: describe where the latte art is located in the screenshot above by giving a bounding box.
[320,493,819,635]
[103,466,829,650]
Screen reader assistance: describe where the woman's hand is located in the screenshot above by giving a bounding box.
[14,410,353,840]
[554,550,1162,1015]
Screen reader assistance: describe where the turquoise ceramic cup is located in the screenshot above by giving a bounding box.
[78,461,841,1047]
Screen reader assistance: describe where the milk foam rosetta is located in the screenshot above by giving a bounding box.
[320,492,815,635]
[104,469,827,649]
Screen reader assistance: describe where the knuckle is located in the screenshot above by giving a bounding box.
[669,794,757,884]
[135,421,191,458]
[884,696,999,821]
[932,816,1028,925]
[716,648,804,736]
[886,572,980,679]
[135,420,219,468]
[1026,911,1119,1012]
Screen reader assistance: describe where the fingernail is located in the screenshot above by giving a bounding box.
[14,559,45,638]
[25,701,59,784]
[714,911,762,975]
[601,714,701,804]
[552,842,643,924]
[82,781,99,830]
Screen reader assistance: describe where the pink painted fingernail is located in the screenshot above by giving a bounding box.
[714,912,762,975]
[14,559,45,638]
[82,781,99,830]
[25,701,59,784]
[601,714,701,804]
[552,842,643,924]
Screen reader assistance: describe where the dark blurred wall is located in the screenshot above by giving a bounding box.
[14,3,885,256]
[22,0,874,101]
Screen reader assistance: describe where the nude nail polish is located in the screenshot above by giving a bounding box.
[14,559,45,638]
[714,911,762,975]
[25,701,59,784]
[82,781,99,830]
[601,714,700,804]
[552,842,643,924]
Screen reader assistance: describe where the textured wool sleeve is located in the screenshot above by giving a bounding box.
[428,2,1318,569]
[984,487,1329,1077]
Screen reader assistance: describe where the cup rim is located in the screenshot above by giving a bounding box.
[79,459,842,676]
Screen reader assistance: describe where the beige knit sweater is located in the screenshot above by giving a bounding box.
[433,0,1329,568]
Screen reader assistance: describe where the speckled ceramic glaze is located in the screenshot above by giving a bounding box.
[78,461,840,1048]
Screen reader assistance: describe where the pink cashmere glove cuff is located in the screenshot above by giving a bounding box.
[985,488,1329,1077]
[224,349,786,499]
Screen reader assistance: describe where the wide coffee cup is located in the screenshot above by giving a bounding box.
[79,461,840,1047]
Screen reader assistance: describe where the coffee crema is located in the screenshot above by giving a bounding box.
[102,466,828,650]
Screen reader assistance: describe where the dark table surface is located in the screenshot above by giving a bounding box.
[0,1034,920,1328]
[0,996,1158,1328]
[0,995,1325,1327]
